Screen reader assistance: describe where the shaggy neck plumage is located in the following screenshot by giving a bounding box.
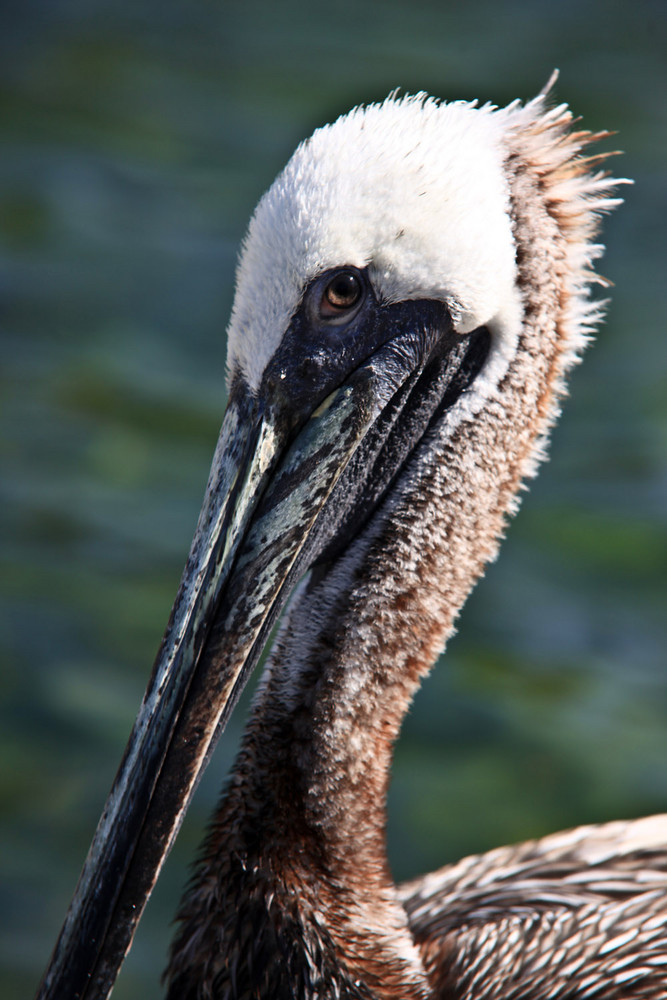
[166,125,608,1000]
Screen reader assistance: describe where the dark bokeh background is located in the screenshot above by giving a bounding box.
[1,1,666,997]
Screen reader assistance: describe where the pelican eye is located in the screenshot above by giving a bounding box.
[319,270,363,319]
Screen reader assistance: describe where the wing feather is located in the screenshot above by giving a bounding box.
[399,816,667,999]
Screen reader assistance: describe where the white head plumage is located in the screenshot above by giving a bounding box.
[226,88,625,403]
[226,93,526,391]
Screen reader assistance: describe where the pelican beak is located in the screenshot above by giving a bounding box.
[36,290,488,1000]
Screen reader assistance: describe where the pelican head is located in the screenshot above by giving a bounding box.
[228,95,522,392]
[37,88,623,1000]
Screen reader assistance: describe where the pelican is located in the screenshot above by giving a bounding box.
[37,83,667,1000]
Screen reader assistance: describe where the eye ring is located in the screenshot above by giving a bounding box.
[319,270,364,320]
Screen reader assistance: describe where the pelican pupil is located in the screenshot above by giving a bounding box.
[325,272,360,309]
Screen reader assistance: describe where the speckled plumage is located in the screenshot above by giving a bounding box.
[164,90,667,1000]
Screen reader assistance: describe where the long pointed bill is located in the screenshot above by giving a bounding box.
[35,323,446,1000]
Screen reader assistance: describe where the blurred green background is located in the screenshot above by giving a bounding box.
[1,0,666,997]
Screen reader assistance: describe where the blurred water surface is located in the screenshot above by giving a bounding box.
[1,1,666,997]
